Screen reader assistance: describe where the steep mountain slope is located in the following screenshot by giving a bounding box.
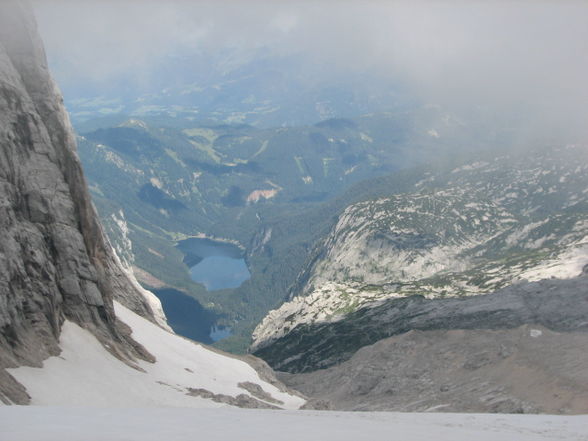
[0,0,304,409]
[252,145,588,353]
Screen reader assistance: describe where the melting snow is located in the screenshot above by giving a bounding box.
[7,302,304,409]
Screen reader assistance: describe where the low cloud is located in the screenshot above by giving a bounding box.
[33,1,588,139]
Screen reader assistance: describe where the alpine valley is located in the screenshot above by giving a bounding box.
[74,108,490,351]
[75,102,588,414]
[1,1,588,440]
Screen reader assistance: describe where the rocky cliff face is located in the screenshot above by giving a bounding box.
[0,0,161,404]
[252,145,588,352]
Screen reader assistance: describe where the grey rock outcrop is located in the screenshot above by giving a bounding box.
[186,387,281,409]
[253,275,588,373]
[0,0,158,404]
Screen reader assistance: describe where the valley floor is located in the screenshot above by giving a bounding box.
[1,406,587,441]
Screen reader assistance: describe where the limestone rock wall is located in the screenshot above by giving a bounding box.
[0,0,158,404]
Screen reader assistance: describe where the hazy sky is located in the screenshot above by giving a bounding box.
[33,1,588,138]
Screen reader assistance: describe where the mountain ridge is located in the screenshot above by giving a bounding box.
[251,144,588,353]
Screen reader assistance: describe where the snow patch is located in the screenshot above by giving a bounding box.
[530,329,543,338]
[8,303,304,409]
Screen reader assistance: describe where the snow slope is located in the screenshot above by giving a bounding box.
[6,302,304,409]
[1,406,587,441]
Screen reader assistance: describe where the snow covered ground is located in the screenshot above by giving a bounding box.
[6,302,304,409]
[1,406,587,441]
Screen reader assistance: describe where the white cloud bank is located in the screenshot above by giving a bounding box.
[33,1,588,138]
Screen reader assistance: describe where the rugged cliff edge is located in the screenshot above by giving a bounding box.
[253,274,588,373]
[0,1,161,404]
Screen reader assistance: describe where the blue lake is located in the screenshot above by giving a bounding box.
[154,237,249,343]
[152,288,232,344]
[189,256,250,290]
[177,237,251,291]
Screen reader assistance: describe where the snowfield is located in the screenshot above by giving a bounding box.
[1,406,587,441]
[6,301,587,441]
[6,302,304,409]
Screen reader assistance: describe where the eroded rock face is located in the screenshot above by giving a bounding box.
[0,0,156,404]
